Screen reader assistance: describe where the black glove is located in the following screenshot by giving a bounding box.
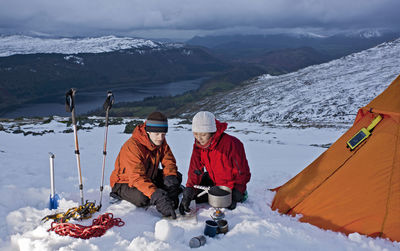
[164,175,182,209]
[164,175,180,187]
[150,189,177,219]
[179,187,196,215]
[227,189,245,210]
[168,186,182,209]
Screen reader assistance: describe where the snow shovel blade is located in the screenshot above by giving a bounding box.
[49,194,60,210]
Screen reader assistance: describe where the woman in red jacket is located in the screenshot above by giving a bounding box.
[179,111,251,214]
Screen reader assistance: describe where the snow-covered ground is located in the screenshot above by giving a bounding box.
[0,117,399,250]
[0,35,181,57]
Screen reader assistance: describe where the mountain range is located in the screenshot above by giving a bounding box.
[187,31,400,63]
[1,32,399,118]
[0,35,167,57]
[183,38,400,127]
[0,36,230,115]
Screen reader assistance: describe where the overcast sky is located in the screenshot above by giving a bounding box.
[0,0,399,40]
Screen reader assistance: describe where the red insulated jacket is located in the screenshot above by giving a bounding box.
[186,120,251,193]
[110,123,178,198]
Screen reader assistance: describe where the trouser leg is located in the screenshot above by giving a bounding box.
[111,170,183,208]
[112,183,150,207]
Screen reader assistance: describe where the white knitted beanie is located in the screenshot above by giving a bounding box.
[192,111,217,133]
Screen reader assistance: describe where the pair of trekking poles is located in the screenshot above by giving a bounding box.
[52,88,114,210]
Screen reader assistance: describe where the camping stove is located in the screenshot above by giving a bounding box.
[212,208,225,220]
[193,185,231,221]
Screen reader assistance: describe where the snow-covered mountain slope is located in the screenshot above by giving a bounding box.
[189,38,400,127]
[0,35,181,57]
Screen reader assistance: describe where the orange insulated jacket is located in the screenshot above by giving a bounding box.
[110,123,178,198]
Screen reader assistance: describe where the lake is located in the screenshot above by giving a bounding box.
[2,78,204,118]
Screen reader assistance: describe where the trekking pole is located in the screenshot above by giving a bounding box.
[65,88,84,206]
[99,91,114,209]
[49,152,60,209]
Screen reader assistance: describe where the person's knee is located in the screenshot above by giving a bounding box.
[129,191,150,207]
[134,196,150,207]
[119,184,150,207]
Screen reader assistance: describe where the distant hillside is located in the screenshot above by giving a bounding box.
[93,36,400,120]
[182,38,400,127]
[0,36,231,114]
[89,63,266,118]
[187,32,400,61]
[245,47,328,74]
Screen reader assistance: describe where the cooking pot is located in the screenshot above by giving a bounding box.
[194,185,232,208]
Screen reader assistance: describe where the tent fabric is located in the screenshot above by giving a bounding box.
[271,74,400,242]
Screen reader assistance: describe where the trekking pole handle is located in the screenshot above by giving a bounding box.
[103,91,114,112]
[103,91,114,128]
[65,88,77,125]
[65,88,76,112]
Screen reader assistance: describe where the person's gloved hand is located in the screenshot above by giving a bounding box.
[179,187,196,215]
[164,175,182,209]
[227,189,245,210]
[150,189,176,219]
[167,186,182,209]
[164,175,180,187]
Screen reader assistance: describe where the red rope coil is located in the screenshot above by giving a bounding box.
[48,213,125,239]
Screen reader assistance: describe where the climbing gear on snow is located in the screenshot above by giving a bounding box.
[48,152,60,210]
[347,114,383,150]
[47,212,124,239]
[98,91,114,209]
[42,200,100,223]
[66,88,84,205]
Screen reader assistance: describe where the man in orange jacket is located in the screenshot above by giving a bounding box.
[110,111,181,219]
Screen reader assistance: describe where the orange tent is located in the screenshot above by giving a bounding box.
[271,74,400,241]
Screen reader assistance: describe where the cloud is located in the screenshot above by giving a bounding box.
[0,0,399,38]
